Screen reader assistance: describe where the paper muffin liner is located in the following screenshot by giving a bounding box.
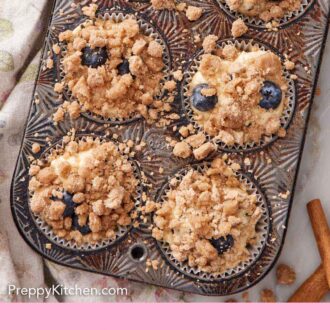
[154,162,270,281]
[57,11,171,125]
[182,38,296,153]
[28,134,143,251]
[217,0,315,28]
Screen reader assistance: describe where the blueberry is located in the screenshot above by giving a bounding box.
[72,214,92,236]
[259,81,282,110]
[191,83,218,112]
[117,59,130,75]
[62,192,76,218]
[211,235,234,255]
[51,191,76,218]
[51,191,90,234]
[81,46,108,68]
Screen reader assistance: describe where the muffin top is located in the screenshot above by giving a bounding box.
[225,0,302,22]
[29,137,138,245]
[152,157,262,274]
[190,44,288,145]
[56,16,168,122]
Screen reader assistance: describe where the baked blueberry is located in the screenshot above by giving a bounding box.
[117,59,130,75]
[51,191,76,218]
[62,192,76,218]
[191,83,218,112]
[81,46,108,68]
[72,215,92,235]
[259,81,282,110]
[211,235,234,255]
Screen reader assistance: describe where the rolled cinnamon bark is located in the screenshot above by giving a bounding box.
[307,199,330,287]
[288,265,328,302]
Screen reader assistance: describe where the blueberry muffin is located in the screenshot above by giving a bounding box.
[55,16,168,122]
[152,157,262,274]
[225,0,302,22]
[190,44,288,145]
[29,137,138,245]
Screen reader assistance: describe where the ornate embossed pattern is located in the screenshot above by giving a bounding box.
[10,0,330,296]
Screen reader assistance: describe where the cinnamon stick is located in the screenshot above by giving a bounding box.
[288,265,328,302]
[307,199,330,287]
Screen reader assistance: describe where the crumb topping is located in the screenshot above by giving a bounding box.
[231,18,248,38]
[190,43,290,145]
[202,35,219,54]
[152,157,261,274]
[260,289,277,302]
[56,16,171,122]
[151,0,176,10]
[276,264,296,285]
[29,137,138,245]
[186,6,203,21]
[226,0,302,22]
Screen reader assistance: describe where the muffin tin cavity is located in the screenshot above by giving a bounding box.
[10,0,330,296]
[57,11,172,125]
[28,135,143,251]
[182,38,296,153]
[154,162,270,281]
[216,0,315,29]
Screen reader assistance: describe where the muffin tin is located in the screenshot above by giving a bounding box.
[10,0,330,296]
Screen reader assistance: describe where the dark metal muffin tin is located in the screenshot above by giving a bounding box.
[10,0,330,296]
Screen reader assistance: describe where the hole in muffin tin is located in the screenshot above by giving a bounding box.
[216,0,315,29]
[129,243,148,262]
[57,11,172,125]
[28,134,143,251]
[182,38,297,153]
[154,162,271,281]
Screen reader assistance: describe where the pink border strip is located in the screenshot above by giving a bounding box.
[0,303,327,329]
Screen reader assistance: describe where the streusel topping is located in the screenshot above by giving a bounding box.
[225,0,302,22]
[152,157,261,274]
[151,0,176,10]
[29,137,138,245]
[190,44,288,145]
[57,16,167,121]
